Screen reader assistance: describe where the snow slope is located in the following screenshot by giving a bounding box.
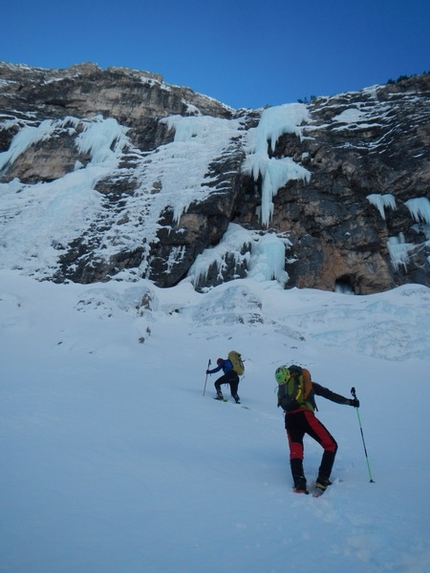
[1,270,429,573]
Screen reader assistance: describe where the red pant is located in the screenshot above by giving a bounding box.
[285,409,338,486]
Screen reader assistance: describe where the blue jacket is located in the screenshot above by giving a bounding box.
[208,359,233,375]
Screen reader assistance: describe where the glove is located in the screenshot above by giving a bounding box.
[349,398,360,408]
[206,370,210,375]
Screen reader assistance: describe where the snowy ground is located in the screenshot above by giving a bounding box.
[1,270,430,573]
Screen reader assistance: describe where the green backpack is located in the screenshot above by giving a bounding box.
[228,351,245,375]
[275,365,315,412]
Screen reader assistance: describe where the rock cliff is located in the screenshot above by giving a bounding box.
[0,61,429,293]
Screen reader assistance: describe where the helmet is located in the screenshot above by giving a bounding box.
[275,366,290,385]
[217,358,223,365]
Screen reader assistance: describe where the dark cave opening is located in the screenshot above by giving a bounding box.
[335,275,356,295]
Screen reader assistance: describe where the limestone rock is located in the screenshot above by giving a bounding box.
[0,62,429,293]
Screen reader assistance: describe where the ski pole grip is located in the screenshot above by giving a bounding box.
[351,387,357,399]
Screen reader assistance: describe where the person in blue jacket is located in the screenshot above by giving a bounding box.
[207,357,240,403]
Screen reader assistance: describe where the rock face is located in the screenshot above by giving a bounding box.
[267,81,430,293]
[0,61,429,293]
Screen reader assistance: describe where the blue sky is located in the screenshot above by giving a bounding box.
[2,0,429,109]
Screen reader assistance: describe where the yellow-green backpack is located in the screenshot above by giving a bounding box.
[275,365,315,412]
[228,351,244,375]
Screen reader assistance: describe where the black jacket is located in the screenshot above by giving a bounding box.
[312,382,351,406]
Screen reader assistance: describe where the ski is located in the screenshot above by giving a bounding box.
[213,397,250,409]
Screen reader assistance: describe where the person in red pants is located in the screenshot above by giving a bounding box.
[275,365,359,494]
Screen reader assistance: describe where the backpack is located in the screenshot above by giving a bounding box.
[228,351,245,375]
[276,365,315,412]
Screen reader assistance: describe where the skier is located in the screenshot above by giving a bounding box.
[275,365,359,495]
[207,357,241,404]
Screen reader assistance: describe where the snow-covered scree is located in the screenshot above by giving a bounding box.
[1,270,430,573]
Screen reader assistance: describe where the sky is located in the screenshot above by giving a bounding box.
[2,0,429,109]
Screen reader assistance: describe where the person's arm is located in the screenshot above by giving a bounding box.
[313,382,359,407]
[207,363,222,375]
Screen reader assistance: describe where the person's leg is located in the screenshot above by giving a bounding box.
[285,412,307,491]
[228,373,240,403]
[214,374,228,399]
[303,410,338,488]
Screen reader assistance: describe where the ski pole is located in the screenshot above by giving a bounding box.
[351,387,375,483]
[202,359,211,396]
